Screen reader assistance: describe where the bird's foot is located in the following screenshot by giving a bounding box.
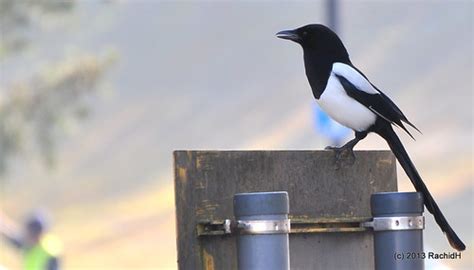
[325,145,356,169]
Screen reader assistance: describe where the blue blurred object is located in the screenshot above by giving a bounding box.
[25,210,50,235]
[312,102,350,147]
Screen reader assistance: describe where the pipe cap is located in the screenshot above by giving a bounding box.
[234,191,289,217]
[371,192,424,216]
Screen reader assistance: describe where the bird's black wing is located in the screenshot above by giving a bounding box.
[334,72,419,138]
[349,64,420,133]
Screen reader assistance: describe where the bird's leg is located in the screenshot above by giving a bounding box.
[325,131,367,168]
[325,138,358,164]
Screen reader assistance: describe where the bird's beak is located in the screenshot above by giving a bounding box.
[276,29,300,42]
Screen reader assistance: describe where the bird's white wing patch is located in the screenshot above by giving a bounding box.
[332,63,378,94]
[317,74,377,132]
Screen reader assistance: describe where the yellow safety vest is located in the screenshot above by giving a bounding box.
[24,234,62,270]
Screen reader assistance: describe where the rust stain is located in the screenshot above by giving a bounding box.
[202,249,215,270]
[196,200,218,216]
[176,166,188,203]
[291,227,366,233]
[289,216,370,234]
[186,150,193,161]
[196,155,203,169]
[177,167,187,183]
[196,207,205,216]
[196,153,213,170]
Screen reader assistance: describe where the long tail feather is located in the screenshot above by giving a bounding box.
[403,118,422,134]
[376,124,465,251]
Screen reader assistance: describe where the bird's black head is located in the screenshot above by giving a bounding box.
[276,24,349,62]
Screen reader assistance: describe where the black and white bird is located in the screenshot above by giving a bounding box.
[276,24,465,251]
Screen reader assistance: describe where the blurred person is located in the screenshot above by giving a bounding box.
[0,211,62,270]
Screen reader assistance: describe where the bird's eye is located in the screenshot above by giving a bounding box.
[303,31,308,36]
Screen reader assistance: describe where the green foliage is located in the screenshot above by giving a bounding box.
[0,0,75,57]
[0,0,115,175]
[0,54,115,173]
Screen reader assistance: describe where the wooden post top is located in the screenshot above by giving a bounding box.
[174,150,397,270]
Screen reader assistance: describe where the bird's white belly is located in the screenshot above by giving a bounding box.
[317,75,377,132]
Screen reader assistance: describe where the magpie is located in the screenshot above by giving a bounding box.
[276,24,465,251]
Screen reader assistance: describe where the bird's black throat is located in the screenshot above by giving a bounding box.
[303,50,350,99]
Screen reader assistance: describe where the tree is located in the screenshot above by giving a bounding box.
[0,0,115,175]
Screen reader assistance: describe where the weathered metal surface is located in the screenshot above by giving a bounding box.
[197,217,371,236]
[290,217,370,233]
[197,219,233,236]
[174,150,397,270]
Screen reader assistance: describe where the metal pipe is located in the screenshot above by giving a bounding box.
[233,191,290,270]
[326,0,339,34]
[371,192,424,270]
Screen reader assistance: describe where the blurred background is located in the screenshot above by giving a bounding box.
[0,0,472,269]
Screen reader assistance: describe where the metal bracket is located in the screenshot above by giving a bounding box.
[196,219,290,235]
[362,216,424,231]
[196,219,233,236]
[197,217,371,236]
[290,217,368,233]
[236,219,291,235]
